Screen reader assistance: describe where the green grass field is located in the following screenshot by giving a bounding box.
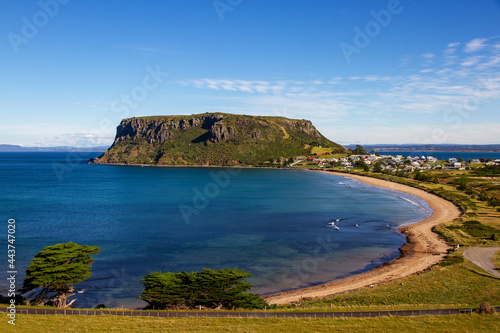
[3,258,498,332]
[1,314,499,333]
[288,260,500,311]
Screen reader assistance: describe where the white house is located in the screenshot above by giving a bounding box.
[427,156,438,163]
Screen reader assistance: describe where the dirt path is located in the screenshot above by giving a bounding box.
[463,247,500,278]
[265,171,462,305]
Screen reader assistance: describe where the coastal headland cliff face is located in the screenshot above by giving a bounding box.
[93,113,345,166]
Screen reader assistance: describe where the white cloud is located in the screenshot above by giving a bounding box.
[363,75,381,82]
[464,38,488,53]
[46,133,114,147]
[478,54,500,68]
[0,122,115,147]
[444,43,459,55]
[176,37,500,144]
[182,79,290,94]
[329,123,500,145]
[461,55,483,67]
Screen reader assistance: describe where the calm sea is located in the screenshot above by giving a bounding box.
[0,152,431,309]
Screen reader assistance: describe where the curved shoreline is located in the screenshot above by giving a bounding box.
[264,171,462,305]
[93,162,462,305]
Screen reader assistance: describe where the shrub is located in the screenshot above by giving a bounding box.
[439,256,464,267]
[462,221,499,238]
[476,302,496,314]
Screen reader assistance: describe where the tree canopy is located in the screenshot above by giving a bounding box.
[21,242,101,308]
[140,268,268,310]
[352,145,368,155]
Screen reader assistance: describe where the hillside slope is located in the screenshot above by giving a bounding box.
[93,113,345,166]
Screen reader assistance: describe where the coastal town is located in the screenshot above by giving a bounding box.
[295,154,500,172]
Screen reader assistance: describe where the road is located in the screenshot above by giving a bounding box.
[464,247,500,278]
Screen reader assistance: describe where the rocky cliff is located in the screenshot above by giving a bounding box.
[93,113,344,166]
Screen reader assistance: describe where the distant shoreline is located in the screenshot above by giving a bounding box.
[264,170,461,305]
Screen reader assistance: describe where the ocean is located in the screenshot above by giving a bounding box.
[0,152,432,309]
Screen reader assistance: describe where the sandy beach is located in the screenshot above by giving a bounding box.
[265,171,462,305]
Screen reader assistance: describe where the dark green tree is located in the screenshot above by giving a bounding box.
[415,171,432,182]
[139,271,188,309]
[192,268,259,309]
[21,242,101,308]
[355,159,369,172]
[372,163,383,173]
[140,268,268,310]
[352,145,368,155]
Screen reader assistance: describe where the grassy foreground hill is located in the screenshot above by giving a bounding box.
[93,113,345,166]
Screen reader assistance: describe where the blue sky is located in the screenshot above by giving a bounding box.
[1,0,500,147]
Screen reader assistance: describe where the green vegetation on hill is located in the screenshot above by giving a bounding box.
[94,113,345,166]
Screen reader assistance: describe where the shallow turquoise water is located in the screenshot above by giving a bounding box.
[0,152,431,309]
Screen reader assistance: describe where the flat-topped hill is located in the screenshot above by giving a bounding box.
[93,113,345,166]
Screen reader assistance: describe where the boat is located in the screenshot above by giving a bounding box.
[328,222,340,230]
